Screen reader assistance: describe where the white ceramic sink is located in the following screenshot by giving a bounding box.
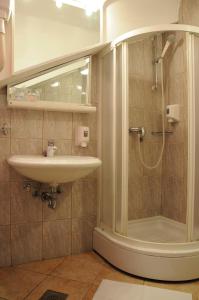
[7,155,102,185]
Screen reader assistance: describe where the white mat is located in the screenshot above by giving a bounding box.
[93,280,192,300]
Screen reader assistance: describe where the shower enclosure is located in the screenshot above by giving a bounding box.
[93,24,199,281]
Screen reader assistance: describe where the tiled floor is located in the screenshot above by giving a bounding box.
[0,251,199,300]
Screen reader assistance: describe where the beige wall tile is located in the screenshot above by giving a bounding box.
[72,141,97,156]
[43,220,71,259]
[43,183,72,221]
[180,0,199,25]
[162,176,187,223]
[11,222,42,265]
[0,138,10,156]
[11,110,43,139]
[0,225,11,267]
[43,111,72,140]
[0,158,10,182]
[72,216,96,254]
[128,177,143,220]
[11,181,42,224]
[11,138,42,155]
[163,143,185,178]
[0,182,10,226]
[72,180,97,218]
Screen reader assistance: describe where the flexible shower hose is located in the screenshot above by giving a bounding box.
[137,60,165,169]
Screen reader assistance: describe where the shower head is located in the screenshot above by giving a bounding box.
[159,34,176,60]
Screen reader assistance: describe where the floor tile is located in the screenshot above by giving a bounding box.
[25,276,89,300]
[0,267,45,300]
[83,285,98,300]
[52,252,111,283]
[17,257,64,275]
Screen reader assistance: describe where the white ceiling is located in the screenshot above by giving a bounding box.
[15,0,100,31]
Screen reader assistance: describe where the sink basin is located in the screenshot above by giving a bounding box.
[7,155,102,185]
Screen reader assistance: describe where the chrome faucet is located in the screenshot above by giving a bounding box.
[129,127,145,139]
[46,140,57,157]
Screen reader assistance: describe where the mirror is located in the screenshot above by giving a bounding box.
[8,57,91,106]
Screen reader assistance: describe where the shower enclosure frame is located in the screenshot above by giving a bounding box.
[94,24,199,281]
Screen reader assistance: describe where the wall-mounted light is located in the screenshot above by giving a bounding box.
[51,81,60,87]
[76,85,82,90]
[55,0,63,8]
[80,68,88,76]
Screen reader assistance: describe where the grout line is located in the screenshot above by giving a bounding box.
[22,275,47,300]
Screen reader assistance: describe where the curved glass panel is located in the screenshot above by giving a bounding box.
[127,31,188,243]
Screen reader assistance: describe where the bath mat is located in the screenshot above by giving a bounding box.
[93,280,192,300]
[39,289,68,300]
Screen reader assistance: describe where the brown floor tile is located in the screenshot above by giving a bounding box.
[0,267,45,300]
[144,279,199,300]
[52,252,112,283]
[17,257,64,275]
[25,276,89,300]
[83,284,98,300]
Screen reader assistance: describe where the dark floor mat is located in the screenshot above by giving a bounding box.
[39,290,69,300]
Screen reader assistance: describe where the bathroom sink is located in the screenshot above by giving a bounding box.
[7,155,102,185]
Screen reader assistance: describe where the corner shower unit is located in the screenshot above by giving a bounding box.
[93,24,199,281]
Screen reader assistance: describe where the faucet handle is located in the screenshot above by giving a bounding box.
[48,140,55,146]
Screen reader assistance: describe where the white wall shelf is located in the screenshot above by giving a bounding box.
[7,100,96,113]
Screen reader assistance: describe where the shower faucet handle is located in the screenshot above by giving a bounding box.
[129,127,145,139]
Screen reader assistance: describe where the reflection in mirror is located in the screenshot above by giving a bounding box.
[9,57,90,105]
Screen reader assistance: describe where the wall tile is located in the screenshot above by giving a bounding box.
[11,222,42,265]
[43,183,72,221]
[11,138,42,155]
[0,158,10,182]
[0,225,11,267]
[161,176,187,223]
[43,111,72,140]
[72,179,97,218]
[72,141,97,156]
[11,110,43,139]
[72,216,96,254]
[11,181,42,224]
[43,220,71,259]
[0,182,10,226]
[0,138,10,156]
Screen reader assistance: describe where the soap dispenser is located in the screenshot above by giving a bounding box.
[76,126,89,148]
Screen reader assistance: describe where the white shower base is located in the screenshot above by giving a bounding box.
[128,216,187,243]
[93,226,199,281]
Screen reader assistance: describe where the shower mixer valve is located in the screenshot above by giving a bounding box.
[129,127,145,139]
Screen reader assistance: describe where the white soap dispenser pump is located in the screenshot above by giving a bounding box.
[76,126,89,148]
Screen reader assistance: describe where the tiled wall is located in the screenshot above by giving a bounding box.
[178,0,199,26]
[128,33,188,223]
[161,31,188,223]
[0,57,98,267]
[128,36,163,220]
